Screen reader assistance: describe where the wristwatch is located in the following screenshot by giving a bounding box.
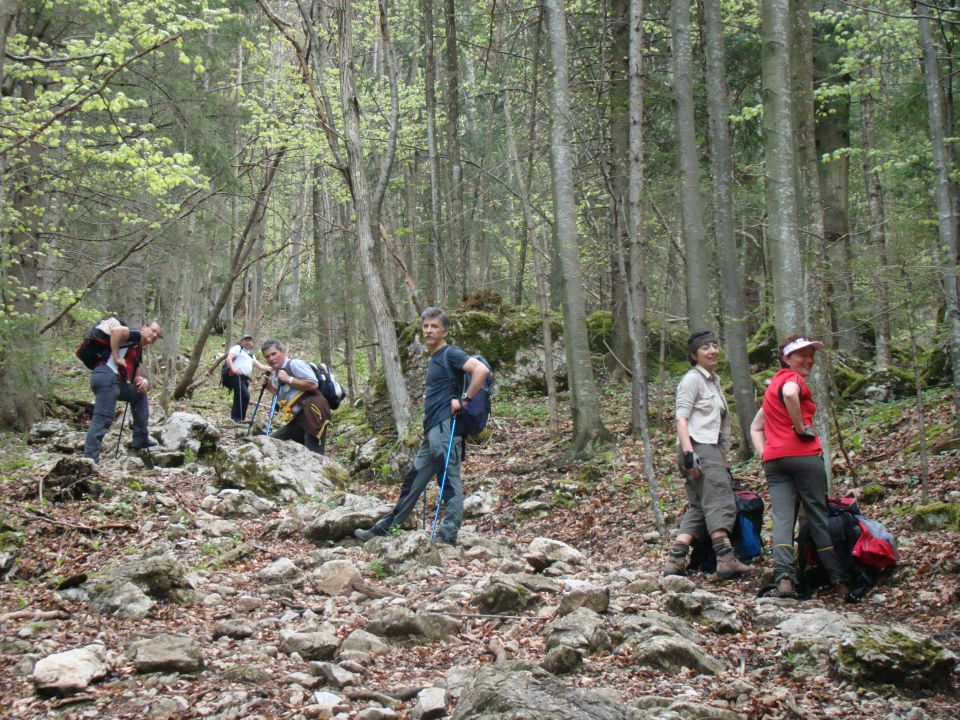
[461,392,472,403]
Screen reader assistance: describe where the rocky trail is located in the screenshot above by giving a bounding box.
[0,390,958,719]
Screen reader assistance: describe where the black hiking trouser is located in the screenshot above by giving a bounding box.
[231,374,251,421]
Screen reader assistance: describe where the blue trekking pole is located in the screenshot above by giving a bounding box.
[265,385,281,437]
[430,416,458,540]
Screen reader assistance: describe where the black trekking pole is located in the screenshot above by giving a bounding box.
[247,383,267,436]
[430,416,458,540]
[114,402,129,459]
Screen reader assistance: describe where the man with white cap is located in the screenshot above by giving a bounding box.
[226,334,269,423]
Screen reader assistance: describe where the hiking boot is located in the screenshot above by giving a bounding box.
[716,551,753,580]
[130,438,158,450]
[662,554,688,577]
[354,525,389,542]
[431,535,457,547]
[835,581,851,601]
[774,577,798,599]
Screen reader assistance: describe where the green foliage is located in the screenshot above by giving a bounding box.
[366,557,389,579]
[586,311,613,354]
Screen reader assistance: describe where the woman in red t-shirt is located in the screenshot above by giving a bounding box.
[750,334,850,599]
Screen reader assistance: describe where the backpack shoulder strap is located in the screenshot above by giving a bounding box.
[441,346,467,393]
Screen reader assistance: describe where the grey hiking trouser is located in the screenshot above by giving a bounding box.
[83,366,150,463]
[763,454,849,585]
[676,441,737,540]
[372,417,463,543]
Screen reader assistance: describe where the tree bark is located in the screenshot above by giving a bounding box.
[421,0,442,303]
[916,4,960,430]
[761,0,805,338]
[443,0,467,297]
[670,0,711,331]
[544,0,610,458]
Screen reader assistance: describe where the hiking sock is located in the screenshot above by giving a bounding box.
[712,535,735,558]
[668,540,690,560]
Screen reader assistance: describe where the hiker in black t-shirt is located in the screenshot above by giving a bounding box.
[355,307,489,547]
[83,321,163,463]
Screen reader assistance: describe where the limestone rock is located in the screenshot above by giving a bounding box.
[413,687,447,720]
[304,494,394,543]
[279,629,340,661]
[629,696,742,720]
[474,574,535,614]
[463,489,499,518]
[338,629,389,661]
[777,607,863,680]
[381,533,444,574]
[628,627,724,675]
[312,559,362,596]
[128,634,203,673]
[558,583,609,616]
[451,662,631,720]
[158,412,220,455]
[544,607,610,653]
[90,580,154,619]
[215,436,345,501]
[28,418,71,443]
[89,552,201,616]
[213,618,256,640]
[661,589,741,633]
[260,557,302,585]
[541,644,582,675]
[31,643,108,695]
[366,605,422,637]
[525,537,584,570]
[831,624,957,688]
[616,611,703,644]
[310,661,358,688]
[416,610,461,640]
[658,575,696,594]
[201,488,276,518]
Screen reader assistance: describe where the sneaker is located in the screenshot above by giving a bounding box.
[716,551,753,580]
[354,525,389,542]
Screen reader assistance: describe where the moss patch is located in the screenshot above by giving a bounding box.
[859,483,886,505]
[833,625,958,689]
[909,502,960,531]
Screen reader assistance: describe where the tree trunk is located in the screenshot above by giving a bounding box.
[422,0,442,303]
[443,0,467,297]
[336,0,413,437]
[544,0,610,458]
[761,0,805,338]
[670,0,711,332]
[702,0,755,458]
[313,163,333,364]
[917,5,960,430]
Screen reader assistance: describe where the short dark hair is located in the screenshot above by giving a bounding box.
[420,306,450,330]
[687,329,717,366]
[261,339,284,354]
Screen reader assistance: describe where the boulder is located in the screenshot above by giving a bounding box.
[366,605,422,638]
[381,533,444,574]
[213,618,256,640]
[463,489,499,518]
[413,686,447,720]
[304,495,395,543]
[451,662,631,720]
[544,607,611,654]
[259,557,303,585]
[127,634,203,674]
[474,574,536,614]
[310,661,358,688]
[31,643,109,695]
[831,624,957,688]
[88,552,201,616]
[312,559,362,596]
[215,436,346,501]
[28,418,72,443]
[541,644,583,675]
[416,610,462,640]
[558,582,609,616]
[41,457,102,501]
[661,590,741,633]
[628,627,724,675]
[525,537,585,571]
[629,696,742,720]
[158,412,220,455]
[278,629,340,661]
[776,608,863,680]
[201,489,276,518]
[338,628,389,662]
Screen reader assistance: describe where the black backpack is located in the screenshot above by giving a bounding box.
[76,317,125,369]
[441,348,493,437]
[307,361,347,410]
[220,347,252,390]
[797,497,895,601]
[688,490,764,573]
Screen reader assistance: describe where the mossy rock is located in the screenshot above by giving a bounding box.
[920,343,951,388]
[832,624,958,688]
[842,366,916,403]
[458,291,505,313]
[832,363,864,397]
[751,368,776,394]
[859,483,885,505]
[909,502,960,531]
[747,318,777,368]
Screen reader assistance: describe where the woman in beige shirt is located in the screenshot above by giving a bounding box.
[662,330,752,580]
